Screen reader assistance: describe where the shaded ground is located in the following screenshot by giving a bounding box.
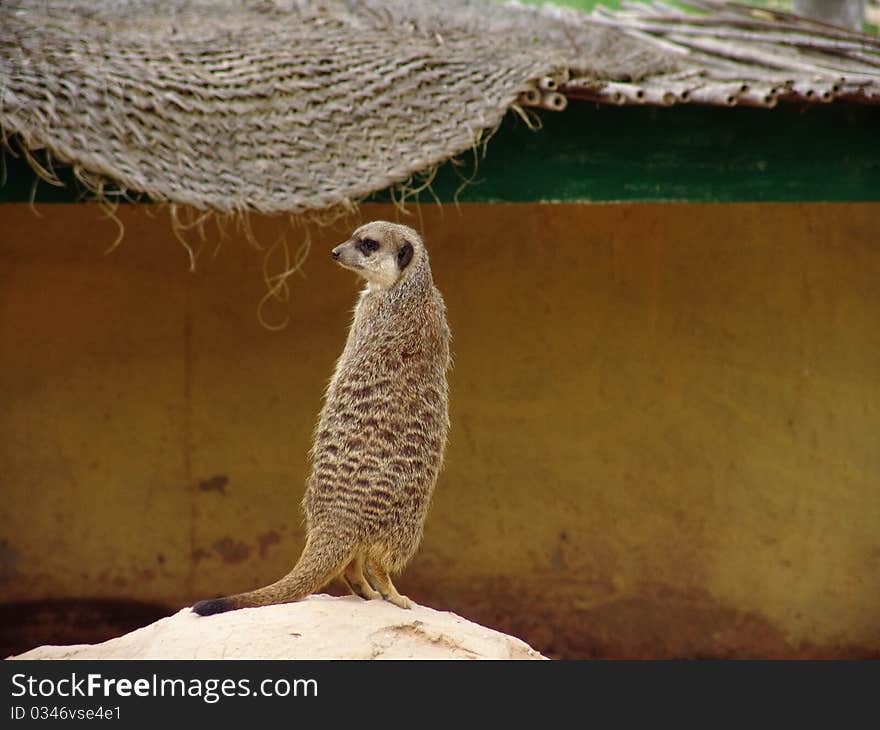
[404,577,880,660]
[0,599,171,659]
[5,586,876,659]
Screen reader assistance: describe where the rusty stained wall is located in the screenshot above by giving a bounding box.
[1,202,878,658]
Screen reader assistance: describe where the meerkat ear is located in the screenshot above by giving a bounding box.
[397,241,414,270]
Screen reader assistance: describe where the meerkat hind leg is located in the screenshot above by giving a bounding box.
[365,560,412,609]
[342,554,381,600]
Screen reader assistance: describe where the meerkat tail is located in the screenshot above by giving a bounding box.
[191,534,351,616]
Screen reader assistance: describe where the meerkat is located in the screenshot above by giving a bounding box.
[192,221,450,615]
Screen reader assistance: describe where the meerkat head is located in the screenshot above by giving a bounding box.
[331,221,422,290]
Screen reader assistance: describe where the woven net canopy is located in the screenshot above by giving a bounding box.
[0,0,678,215]
[5,0,878,215]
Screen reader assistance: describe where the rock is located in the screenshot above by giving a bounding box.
[8,595,546,660]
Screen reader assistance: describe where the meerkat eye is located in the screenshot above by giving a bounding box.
[358,238,380,255]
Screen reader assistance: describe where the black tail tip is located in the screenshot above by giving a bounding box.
[192,597,234,616]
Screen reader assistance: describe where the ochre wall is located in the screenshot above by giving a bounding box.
[1,202,878,657]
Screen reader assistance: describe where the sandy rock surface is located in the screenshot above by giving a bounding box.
[9,595,545,660]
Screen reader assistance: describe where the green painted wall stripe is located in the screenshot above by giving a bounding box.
[381,103,879,203]
[2,103,879,205]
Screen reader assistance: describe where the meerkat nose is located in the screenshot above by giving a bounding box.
[331,247,342,260]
